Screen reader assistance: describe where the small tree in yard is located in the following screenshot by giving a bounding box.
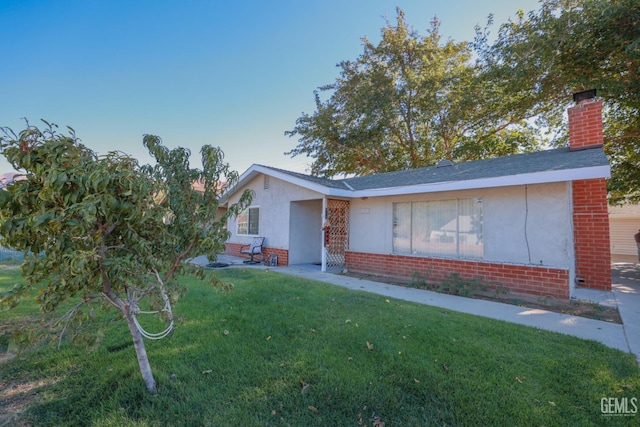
[0,121,253,393]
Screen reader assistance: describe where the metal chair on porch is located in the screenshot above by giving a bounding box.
[240,237,265,264]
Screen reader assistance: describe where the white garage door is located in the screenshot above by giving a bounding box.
[610,218,639,256]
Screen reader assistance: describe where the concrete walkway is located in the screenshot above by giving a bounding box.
[610,263,640,363]
[193,255,640,363]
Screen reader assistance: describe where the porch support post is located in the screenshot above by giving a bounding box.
[321,197,327,272]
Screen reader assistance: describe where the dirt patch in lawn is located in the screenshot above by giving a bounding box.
[340,272,622,324]
[0,376,52,427]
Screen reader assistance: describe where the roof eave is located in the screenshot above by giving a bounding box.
[219,164,344,205]
[350,165,611,198]
[220,163,610,204]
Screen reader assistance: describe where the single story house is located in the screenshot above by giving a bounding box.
[221,91,611,300]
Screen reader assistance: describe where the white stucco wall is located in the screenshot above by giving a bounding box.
[227,173,573,268]
[226,174,324,249]
[349,182,572,268]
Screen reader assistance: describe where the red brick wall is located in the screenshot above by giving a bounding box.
[568,99,604,150]
[225,243,289,266]
[567,95,611,291]
[345,251,570,299]
[262,247,289,266]
[225,242,244,258]
[572,179,611,290]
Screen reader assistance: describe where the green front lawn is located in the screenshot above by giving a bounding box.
[1,267,639,426]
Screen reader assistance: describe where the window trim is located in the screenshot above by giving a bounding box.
[237,206,260,236]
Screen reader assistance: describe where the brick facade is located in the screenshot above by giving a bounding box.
[225,242,289,267]
[345,251,570,300]
[568,98,604,150]
[568,95,611,291]
[572,178,611,290]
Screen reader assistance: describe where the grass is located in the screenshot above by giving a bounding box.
[1,266,639,426]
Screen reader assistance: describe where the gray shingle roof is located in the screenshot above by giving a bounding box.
[260,147,608,191]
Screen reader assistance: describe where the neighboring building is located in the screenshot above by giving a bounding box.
[221,91,611,300]
[609,203,640,263]
[0,172,19,189]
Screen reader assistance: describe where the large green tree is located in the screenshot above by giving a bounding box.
[286,8,542,178]
[0,121,252,392]
[474,0,640,203]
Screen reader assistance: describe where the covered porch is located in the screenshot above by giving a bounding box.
[288,198,350,272]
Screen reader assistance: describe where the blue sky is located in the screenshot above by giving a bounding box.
[1,0,541,175]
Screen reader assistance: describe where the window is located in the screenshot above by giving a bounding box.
[393,198,483,258]
[237,207,260,235]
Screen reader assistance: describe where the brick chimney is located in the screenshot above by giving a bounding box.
[568,89,603,151]
[569,89,611,292]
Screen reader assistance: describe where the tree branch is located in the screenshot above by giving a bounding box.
[53,294,102,349]
[162,239,197,283]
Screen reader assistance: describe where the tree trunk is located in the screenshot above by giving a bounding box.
[124,312,157,393]
[101,285,157,393]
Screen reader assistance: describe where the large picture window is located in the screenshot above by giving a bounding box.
[237,207,260,235]
[393,198,483,258]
